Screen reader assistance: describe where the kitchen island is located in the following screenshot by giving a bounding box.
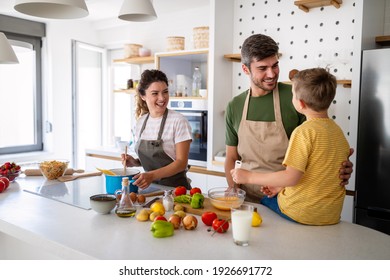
[0,175,389,260]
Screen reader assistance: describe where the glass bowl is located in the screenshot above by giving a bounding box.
[39,160,69,180]
[0,170,21,182]
[208,187,246,211]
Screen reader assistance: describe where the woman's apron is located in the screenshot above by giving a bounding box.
[237,86,289,202]
[135,109,191,189]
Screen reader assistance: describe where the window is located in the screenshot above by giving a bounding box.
[0,15,45,155]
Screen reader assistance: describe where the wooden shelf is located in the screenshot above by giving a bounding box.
[224,53,241,62]
[294,0,342,13]
[282,79,351,88]
[375,35,390,46]
[338,79,351,88]
[224,53,282,62]
[169,96,207,100]
[113,56,154,64]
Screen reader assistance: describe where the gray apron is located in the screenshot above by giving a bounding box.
[135,109,191,189]
[237,87,289,203]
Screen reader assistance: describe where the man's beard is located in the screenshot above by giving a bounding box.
[251,75,278,93]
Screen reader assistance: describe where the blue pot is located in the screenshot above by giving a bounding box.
[104,168,140,194]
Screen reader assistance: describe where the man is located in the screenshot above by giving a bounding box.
[224,34,353,203]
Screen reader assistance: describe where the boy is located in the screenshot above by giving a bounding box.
[231,68,350,225]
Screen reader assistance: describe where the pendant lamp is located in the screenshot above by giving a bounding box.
[0,32,19,64]
[14,0,89,19]
[118,0,157,22]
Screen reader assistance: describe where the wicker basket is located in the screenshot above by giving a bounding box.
[193,26,209,49]
[124,44,143,58]
[166,36,185,51]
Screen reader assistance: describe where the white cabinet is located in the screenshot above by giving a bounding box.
[187,170,227,194]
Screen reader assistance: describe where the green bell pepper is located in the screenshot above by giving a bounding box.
[150,220,174,238]
[190,193,204,209]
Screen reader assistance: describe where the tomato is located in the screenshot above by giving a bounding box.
[190,187,202,196]
[174,186,187,196]
[212,218,229,233]
[154,215,167,222]
[0,177,10,192]
[201,211,218,226]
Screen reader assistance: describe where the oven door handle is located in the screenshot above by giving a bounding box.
[180,112,204,117]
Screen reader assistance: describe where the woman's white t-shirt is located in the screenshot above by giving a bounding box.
[135,109,192,160]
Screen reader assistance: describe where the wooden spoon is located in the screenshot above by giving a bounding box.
[123,145,127,176]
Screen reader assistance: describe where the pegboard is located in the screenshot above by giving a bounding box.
[231,0,357,139]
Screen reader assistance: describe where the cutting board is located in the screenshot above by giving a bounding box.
[174,197,231,220]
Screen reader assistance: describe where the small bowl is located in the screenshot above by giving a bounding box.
[208,187,246,211]
[138,47,151,57]
[90,194,117,214]
[39,160,69,180]
[1,170,21,182]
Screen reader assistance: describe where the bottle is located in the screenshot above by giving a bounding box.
[162,189,174,213]
[115,177,136,218]
[192,66,202,97]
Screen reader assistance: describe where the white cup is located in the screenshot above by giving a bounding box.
[199,89,207,97]
[231,204,254,246]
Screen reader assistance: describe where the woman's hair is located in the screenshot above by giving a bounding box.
[292,68,337,112]
[241,34,279,68]
[135,69,169,119]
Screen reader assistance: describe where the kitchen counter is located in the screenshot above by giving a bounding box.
[1,175,389,260]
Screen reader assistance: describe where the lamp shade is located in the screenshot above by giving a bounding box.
[118,0,157,22]
[0,32,19,64]
[14,0,89,19]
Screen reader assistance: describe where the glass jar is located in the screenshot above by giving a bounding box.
[115,177,136,218]
[162,189,174,212]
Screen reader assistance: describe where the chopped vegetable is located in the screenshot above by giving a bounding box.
[174,194,192,204]
[190,193,204,209]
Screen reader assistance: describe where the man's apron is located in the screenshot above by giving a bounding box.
[237,87,289,202]
[135,109,191,189]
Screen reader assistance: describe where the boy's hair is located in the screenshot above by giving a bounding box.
[241,34,279,68]
[292,68,337,112]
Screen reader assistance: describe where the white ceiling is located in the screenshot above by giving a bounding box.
[0,0,209,22]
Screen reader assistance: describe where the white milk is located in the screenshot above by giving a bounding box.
[231,210,252,244]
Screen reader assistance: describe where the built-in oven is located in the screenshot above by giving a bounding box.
[169,99,207,167]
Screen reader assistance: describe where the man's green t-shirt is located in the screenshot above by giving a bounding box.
[225,83,306,146]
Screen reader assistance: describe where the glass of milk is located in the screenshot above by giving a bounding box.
[231,204,254,246]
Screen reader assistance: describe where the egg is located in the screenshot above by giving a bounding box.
[137,194,145,204]
[129,192,137,203]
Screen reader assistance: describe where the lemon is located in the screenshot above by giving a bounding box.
[150,201,165,215]
[252,208,262,227]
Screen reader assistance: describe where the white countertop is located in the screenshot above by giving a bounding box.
[1,174,389,260]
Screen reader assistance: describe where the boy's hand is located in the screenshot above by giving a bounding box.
[339,148,354,186]
[261,185,283,197]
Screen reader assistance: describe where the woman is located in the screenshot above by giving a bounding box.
[121,69,192,190]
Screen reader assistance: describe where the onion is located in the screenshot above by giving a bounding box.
[182,215,198,230]
[168,214,181,229]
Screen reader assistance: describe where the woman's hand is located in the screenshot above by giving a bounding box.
[132,172,154,190]
[121,153,140,167]
[339,148,354,186]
